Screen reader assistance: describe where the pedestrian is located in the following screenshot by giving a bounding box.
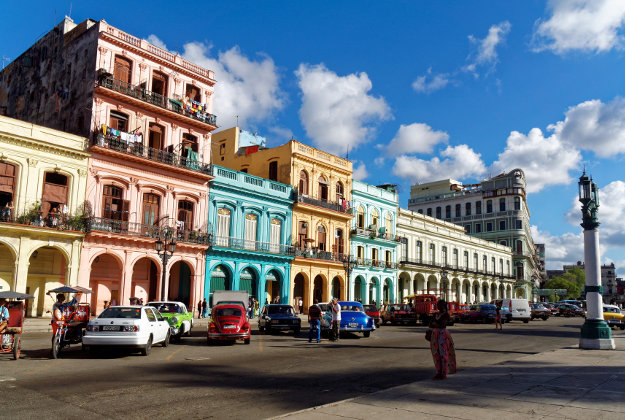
[331,297,341,341]
[298,297,303,314]
[202,298,208,319]
[308,298,322,343]
[428,299,456,380]
[197,300,203,318]
[494,303,503,331]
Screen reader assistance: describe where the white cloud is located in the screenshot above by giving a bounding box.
[463,21,511,76]
[386,123,449,156]
[412,68,451,93]
[353,161,369,181]
[392,144,486,184]
[491,128,581,194]
[296,63,391,155]
[531,225,585,270]
[182,42,285,129]
[147,34,169,51]
[551,98,625,157]
[374,157,385,166]
[532,0,625,54]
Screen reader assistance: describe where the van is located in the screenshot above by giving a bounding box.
[492,298,531,323]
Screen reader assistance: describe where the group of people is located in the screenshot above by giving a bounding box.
[307,297,341,343]
[197,298,208,318]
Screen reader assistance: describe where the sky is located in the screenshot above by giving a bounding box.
[2,0,625,276]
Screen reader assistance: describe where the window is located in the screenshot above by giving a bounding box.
[270,219,282,252]
[476,201,482,214]
[445,205,451,219]
[371,248,378,263]
[317,225,326,251]
[298,221,308,249]
[113,56,132,83]
[42,172,68,217]
[102,185,127,221]
[473,253,478,270]
[417,209,423,214]
[240,168,248,173]
[426,208,432,217]
[435,206,442,219]
[244,214,258,250]
[483,256,487,272]
[486,200,492,213]
[385,214,392,237]
[357,246,364,262]
[334,229,344,255]
[499,240,507,246]
[336,182,344,202]
[109,110,129,132]
[177,200,193,231]
[219,143,226,155]
[299,170,309,195]
[318,176,329,201]
[357,206,365,229]
[453,249,458,267]
[465,224,471,233]
[441,246,447,265]
[455,204,461,217]
[0,162,17,207]
[416,241,423,262]
[463,251,469,269]
[516,240,523,254]
[516,263,524,280]
[486,222,493,232]
[371,209,379,227]
[151,71,168,98]
[475,223,482,233]
[144,308,156,322]
[429,243,435,265]
[514,196,521,211]
[181,133,198,164]
[185,84,201,102]
[492,257,496,274]
[507,260,510,275]
[499,198,506,211]
[385,250,391,265]
[499,258,504,274]
[148,123,164,154]
[499,220,506,230]
[515,219,522,229]
[142,193,160,226]
[465,202,471,216]
[268,161,278,181]
[217,208,231,245]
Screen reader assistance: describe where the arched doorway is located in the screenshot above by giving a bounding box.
[399,277,405,301]
[26,246,67,317]
[89,253,122,315]
[354,276,363,301]
[473,281,480,303]
[131,257,158,304]
[414,274,425,294]
[0,242,15,295]
[266,269,282,304]
[239,267,258,302]
[491,283,497,300]
[209,264,232,306]
[169,260,193,307]
[463,280,471,304]
[482,283,489,302]
[369,277,379,304]
[313,274,324,303]
[427,275,437,294]
[331,276,341,300]
[293,273,306,311]
[383,279,392,304]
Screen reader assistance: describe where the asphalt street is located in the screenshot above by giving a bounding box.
[0,316,590,419]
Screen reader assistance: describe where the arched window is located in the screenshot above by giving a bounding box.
[371,209,379,227]
[270,218,282,252]
[357,206,365,229]
[299,170,309,195]
[445,205,451,218]
[318,175,328,201]
[336,181,344,202]
[244,213,258,250]
[177,200,194,230]
[142,193,160,226]
[216,208,231,245]
[103,185,125,221]
[317,225,326,251]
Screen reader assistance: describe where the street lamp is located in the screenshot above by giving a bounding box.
[440,269,448,300]
[343,254,354,302]
[578,171,614,350]
[155,235,177,301]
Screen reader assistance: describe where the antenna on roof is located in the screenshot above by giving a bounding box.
[346,145,349,160]
[236,115,239,127]
[68,2,72,19]
[1,57,10,70]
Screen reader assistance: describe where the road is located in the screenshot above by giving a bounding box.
[0,316,592,419]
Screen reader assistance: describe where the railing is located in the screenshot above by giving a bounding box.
[352,258,398,269]
[96,76,217,126]
[93,134,213,175]
[350,227,402,242]
[213,166,293,198]
[0,204,87,232]
[294,248,346,262]
[296,194,350,214]
[88,217,210,245]
[399,258,515,279]
[210,235,294,256]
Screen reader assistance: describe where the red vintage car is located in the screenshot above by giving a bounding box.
[207,304,251,345]
[362,304,380,328]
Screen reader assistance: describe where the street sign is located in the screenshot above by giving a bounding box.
[534,288,569,296]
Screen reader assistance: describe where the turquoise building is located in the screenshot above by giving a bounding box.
[349,181,400,305]
[205,165,294,309]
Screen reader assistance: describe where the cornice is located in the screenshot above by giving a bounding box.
[0,133,90,161]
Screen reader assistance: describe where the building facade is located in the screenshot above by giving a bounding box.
[349,181,400,305]
[397,208,515,303]
[0,17,218,313]
[205,165,294,309]
[212,127,353,312]
[549,261,619,304]
[407,169,538,299]
[0,115,89,316]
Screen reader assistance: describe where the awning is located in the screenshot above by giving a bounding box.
[0,291,34,299]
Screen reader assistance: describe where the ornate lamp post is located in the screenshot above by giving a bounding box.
[343,254,354,302]
[578,172,614,350]
[440,269,449,301]
[155,235,177,301]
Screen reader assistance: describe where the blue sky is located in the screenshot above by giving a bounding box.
[3,1,625,275]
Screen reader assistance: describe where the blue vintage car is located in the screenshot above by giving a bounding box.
[321,301,375,337]
[258,304,301,334]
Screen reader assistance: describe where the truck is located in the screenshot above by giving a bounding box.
[211,290,249,313]
[411,294,458,326]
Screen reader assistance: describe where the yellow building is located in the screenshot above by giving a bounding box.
[0,116,89,316]
[213,127,353,312]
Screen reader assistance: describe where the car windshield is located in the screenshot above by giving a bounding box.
[149,303,182,314]
[266,305,294,315]
[341,304,362,312]
[480,305,496,310]
[604,307,619,313]
[318,304,329,312]
[99,307,141,319]
[215,308,242,317]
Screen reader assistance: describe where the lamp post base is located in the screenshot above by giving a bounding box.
[579,319,615,350]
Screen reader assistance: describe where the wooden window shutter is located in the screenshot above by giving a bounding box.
[121,200,130,222]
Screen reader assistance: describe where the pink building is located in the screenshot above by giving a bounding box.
[0,17,217,313]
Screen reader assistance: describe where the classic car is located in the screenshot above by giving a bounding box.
[83,306,170,356]
[602,305,625,329]
[321,301,375,337]
[207,304,251,345]
[362,304,380,328]
[380,304,417,325]
[556,303,584,317]
[542,303,559,315]
[258,304,301,334]
[530,303,551,321]
[147,301,194,342]
[462,304,497,323]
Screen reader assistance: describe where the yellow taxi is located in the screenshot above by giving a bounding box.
[602,305,625,330]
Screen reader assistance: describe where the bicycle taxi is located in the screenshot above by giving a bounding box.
[0,290,33,360]
[47,285,92,359]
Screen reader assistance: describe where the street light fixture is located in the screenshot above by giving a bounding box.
[343,254,354,302]
[155,233,177,301]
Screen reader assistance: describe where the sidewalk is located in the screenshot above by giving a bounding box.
[274,334,625,420]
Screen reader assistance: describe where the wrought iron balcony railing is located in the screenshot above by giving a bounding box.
[0,203,87,232]
[350,227,402,242]
[398,258,515,279]
[209,235,294,256]
[295,194,350,214]
[294,248,346,262]
[88,217,210,245]
[351,257,398,269]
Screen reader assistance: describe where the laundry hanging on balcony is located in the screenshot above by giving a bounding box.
[101,124,142,143]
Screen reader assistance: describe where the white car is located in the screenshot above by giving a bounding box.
[83,306,171,355]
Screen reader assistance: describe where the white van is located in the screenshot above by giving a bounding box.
[493,298,531,323]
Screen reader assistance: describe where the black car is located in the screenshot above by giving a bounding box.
[258,304,301,334]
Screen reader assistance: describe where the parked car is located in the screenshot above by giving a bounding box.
[601,305,625,330]
[147,301,194,342]
[208,304,251,345]
[492,298,530,323]
[462,304,497,323]
[380,304,417,325]
[83,306,170,355]
[530,303,551,321]
[556,303,584,317]
[258,304,301,334]
[453,304,470,323]
[362,304,381,328]
[542,303,559,315]
[321,301,375,337]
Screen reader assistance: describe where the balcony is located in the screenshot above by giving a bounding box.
[352,257,398,269]
[398,258,515,279]
[0,203,87,232]
[93,133,213,175]
[295,194,350,214]
[209,235,294,257]
[294,248,346,262]
[88,217,210,245]
[96,75,217,127]
[350,227,402,242]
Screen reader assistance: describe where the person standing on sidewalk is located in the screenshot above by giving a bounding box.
[308,299,322,343]
[202,298,208,319]
[331,298,341,341]
[494,304,503,331]
[197,300,203,319]
[429,299,456,380]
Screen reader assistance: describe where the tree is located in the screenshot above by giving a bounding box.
[543,276,581,300]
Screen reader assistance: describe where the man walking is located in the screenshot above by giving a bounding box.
[308,299,322,343]
[202,298,208,319]
[331,297,341,341]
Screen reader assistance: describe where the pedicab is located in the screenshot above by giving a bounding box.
[47,286,92,359]
[0,290,34,360]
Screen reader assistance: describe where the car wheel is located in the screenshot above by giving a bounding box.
[141,336,152,356]
[266,326,272,334]
[207,337,213,345]
[523,320,529,324]
[376,322,380,328]
[244,337,250,345]
[162,331,170,347]
[294,327,301,335]
[382,319,387,325]
[51,336,61,359]
[363,331,371,338]
[13,336,21,360]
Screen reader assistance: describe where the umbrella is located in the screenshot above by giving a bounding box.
[0,291,34,300]
[49,285,93,294]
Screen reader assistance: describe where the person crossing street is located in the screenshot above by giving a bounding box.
[308,299,322,343]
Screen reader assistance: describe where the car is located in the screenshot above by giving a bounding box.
[380,303,417,325]
[321,301,375,337]
[258,304,301,334]
[83,306,171,355]
[542,303,559,315]
[492,298,530,323]
[530,303,551,321]
[362,304,380,328]
[462,304,497,323]
[208,304,251,345]
[147,301,194,342]
[601,305,625,330]
[556,303,584,317]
